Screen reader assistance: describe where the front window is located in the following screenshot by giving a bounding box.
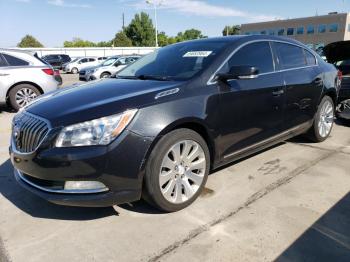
[297,27,304,35]
[307,25,315,34]
[329,23,339,32]
[221,42,274,74]
[318,24,326,33]
[118,41,229,81]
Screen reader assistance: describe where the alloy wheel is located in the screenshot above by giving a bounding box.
[318,100,334,138]
[15,88,38,108]
[159,140,206,204]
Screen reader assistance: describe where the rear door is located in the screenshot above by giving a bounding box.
[273,42,322,130]
[0,54,12,101]
[216,41,286,159]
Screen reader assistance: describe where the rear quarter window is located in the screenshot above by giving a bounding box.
[305,50,317,66]
[3,54,29,66]
[274,42,306,69]
[0,54,8,67]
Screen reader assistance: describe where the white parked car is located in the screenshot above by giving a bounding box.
[0,49,59,110]
[63,57,107,74]
[79,56,140,81]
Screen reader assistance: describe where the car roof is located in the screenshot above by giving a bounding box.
[177,35,306,47]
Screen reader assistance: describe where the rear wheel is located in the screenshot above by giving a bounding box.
[308,96,334,142]
[71,67,78,74]
[9,84,41,110]
[143,129,210,212]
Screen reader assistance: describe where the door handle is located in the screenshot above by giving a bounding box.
[272,89,284,96]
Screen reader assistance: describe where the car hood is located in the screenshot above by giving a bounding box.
[26,79,183,127]
[324,41,350,63]
[81,65,99,71]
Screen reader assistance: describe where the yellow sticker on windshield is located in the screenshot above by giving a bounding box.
[183,51,213,57]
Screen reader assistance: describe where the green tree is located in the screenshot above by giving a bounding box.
[157,32,169,47]
[63,38,96,47]
[17,35,44,48]
[124,12,156,46]
[96,41,113,47]
[112,31,132,47]
[222,25,241,36]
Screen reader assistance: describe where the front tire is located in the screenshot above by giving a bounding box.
[71,67,78,74]
[100,72,111,79]
[308,96,334,142]
[8,84,41,110]
[143,129,210,212]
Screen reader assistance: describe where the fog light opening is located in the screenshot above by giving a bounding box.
[64,181,108,191]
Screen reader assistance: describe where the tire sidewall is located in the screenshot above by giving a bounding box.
[71,67,78,74]
[144,129,210,212]
[313,96,334,142]
[100,72,111,79]
[8,84,40,111]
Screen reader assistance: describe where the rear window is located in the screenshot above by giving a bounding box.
[3,54,29,66]
[275,43,306,69]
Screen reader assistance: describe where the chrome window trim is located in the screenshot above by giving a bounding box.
[207,39,319,85]
[16,170,109,194]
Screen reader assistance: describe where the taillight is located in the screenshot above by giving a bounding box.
[338,70,343,81]
[42,68,54,75]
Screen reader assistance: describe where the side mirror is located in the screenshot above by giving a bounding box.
[216,66,259,81]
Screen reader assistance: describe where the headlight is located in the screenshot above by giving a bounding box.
[88,69,96,74]
[55,109,138,147]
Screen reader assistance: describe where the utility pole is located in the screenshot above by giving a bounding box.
[122,13,125,30]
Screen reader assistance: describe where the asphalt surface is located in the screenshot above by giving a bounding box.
[0,74,349,261]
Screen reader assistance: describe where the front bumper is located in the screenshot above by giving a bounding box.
[79,72,96,81]
[10,130,153,207]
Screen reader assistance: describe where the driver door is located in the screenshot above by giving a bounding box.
[216,41,285,160]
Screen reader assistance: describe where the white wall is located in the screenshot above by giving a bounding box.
[13,47,157,58]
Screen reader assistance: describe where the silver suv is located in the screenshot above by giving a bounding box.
[0,49,59,110]
[79,56,140,81]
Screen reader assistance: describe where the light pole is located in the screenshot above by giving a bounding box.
[146,0,163,47]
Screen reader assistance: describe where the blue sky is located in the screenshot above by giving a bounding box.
[0,0,349,47]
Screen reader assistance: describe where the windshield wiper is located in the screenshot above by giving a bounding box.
[135,75,172,81]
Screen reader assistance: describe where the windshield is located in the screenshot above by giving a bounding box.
[101,58,119,66]
[70,58,80,63]
[118,41,229,80]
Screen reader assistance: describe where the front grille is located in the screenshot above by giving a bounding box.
[12,113,49,153]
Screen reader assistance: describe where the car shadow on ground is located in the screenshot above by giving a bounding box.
[276,192,350,262]
[0,105,15,113]
[0,159,119,220]
[0,142,288,219]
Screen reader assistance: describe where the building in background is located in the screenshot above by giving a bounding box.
[241,12,350,55]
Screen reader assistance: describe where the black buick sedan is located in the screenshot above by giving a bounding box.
[10,36,340,212]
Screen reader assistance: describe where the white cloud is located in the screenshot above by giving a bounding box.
[131,0,281,22]
[47,0,92,8]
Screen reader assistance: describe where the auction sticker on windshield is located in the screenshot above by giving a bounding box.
[183,51,213,57]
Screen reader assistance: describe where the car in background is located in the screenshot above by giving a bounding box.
[0,49,59,110]
[42,54,71,69]
[324,41,350,102]
[79,56,140,81]
[63,57,104,74]
[10,36,339,211]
